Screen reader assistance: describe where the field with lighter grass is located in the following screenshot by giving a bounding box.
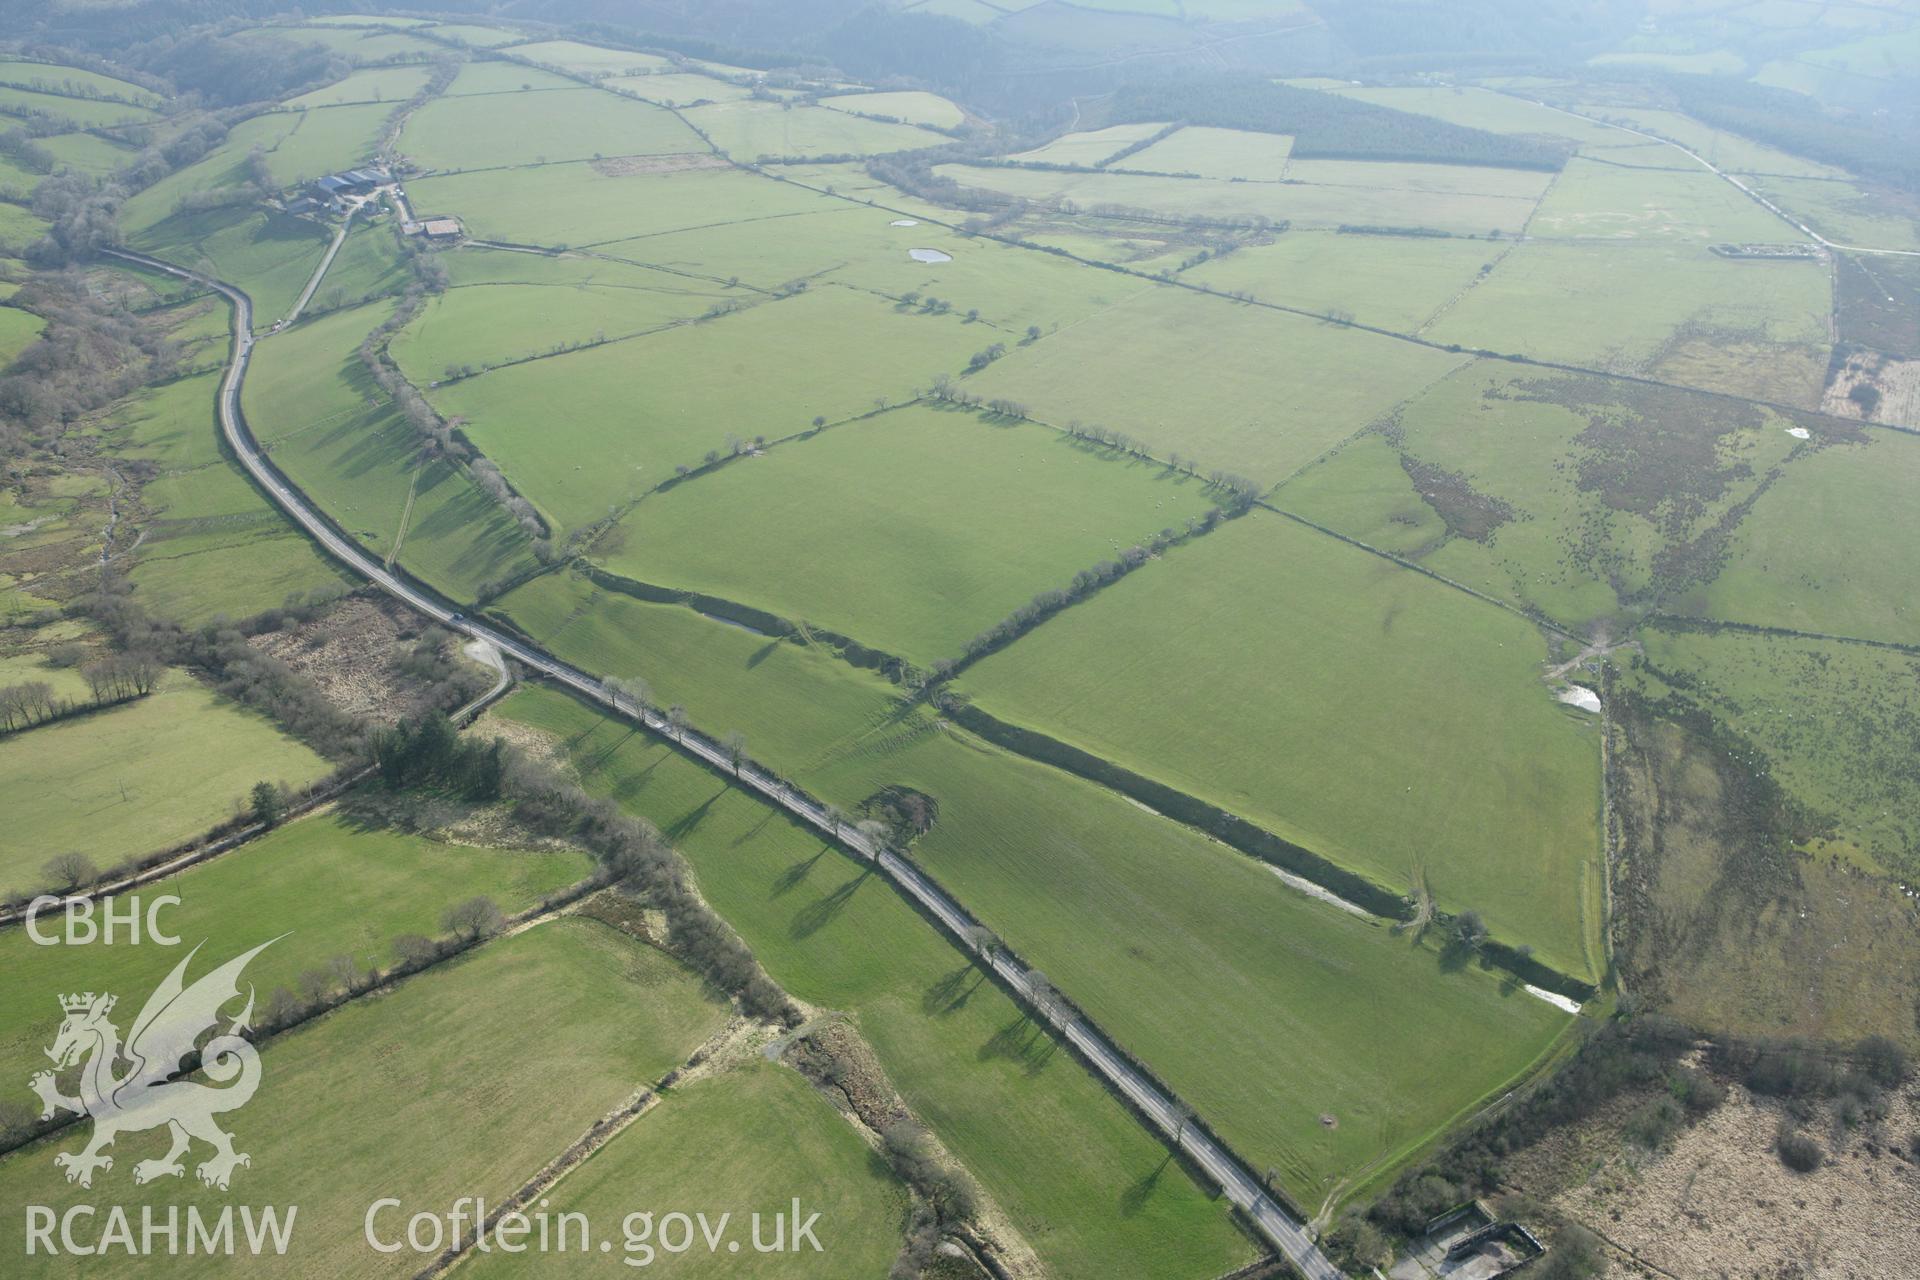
[597,404,1217,663]
[0,919,728,1279]
[0,674,333,899]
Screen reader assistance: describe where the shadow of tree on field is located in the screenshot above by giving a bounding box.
[979,1011,1059,1075]
[1119,1153,1171,1218]
[771,847,828,898]
[789,865,872,940]
[922,963,985,1016]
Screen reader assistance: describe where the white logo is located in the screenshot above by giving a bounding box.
[30,939,279,1191]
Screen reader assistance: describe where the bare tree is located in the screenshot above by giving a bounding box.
[823,804,845,837]
[43,852,98,891]
[722,730,747,775]
[963,924,999,960]
[442,895,505,941]
[667,705,687,740]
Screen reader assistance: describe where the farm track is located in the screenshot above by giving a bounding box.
[101,245,1346,1280]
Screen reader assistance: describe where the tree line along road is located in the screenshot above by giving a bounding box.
[102,246,1348,1280]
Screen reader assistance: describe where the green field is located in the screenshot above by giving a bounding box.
[1321,85,1630,148]
[1184,230,1502,331]
[1425,239,1830,402]
[431,286,978,531]
[400,88,700,171]
[283,65,431,107]
[1632,626,1920,877]
[390,272,731,384]
[510,39,674,74]
[405,163,838,248]
[425,22,528,47]
[1275,362,1817,629]
[0,919,727,1278]
[936,163,1544,235]
[131,207,331,330]
[441,61,580,95]
[0,58,160,106]
[682,100,933,159]
[463,1060,907,1278]
[243,302,541,599]
[594,206,1159,332]
[0,83,156,128]
[1749,176,1920,253]
[599,404,1216,662]
[821,88,964,129]
[35,130,137,175]
[1009,122,1169,167]
[0,674,333,898]
[252,104,391,187]
[0,807,590,1086]
[1126,125,1295,178]
[963,510,1604,976]
[492,567,898,778]
[1688,427,1920,647]
[971,286,1467,483]
[494,686,1262,1279]
[0,305,43,364]
[1526,158,1794,242]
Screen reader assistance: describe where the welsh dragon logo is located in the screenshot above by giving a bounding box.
[30,939,279,1190]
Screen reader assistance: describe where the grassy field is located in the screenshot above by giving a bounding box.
[1632,626,1920,877]
[821,88,964,129]
[462,1060,907,1278]
[0,305,43,364]
[621,71,753,106]
[425,22,528,47]
[35,130,137,175]
[1526,159,1795,242]
[962,510,1604,977]
[0,673,332,898]
[405,162,838,248]
[1609,689,1920,1051]
[510,38,674,73]
[683,100,936,159]
[1321,85,1630,148]
[598,404,1216,662]
[0,807,590,1087]
[1687,427,1920,647]
[132,207,332,331]
[389,274,731,384]
[283,65,432,107]
[971,286,1467,483]
[0,919,728,1278]
[252,103,389,186]
[1184,230,1502,331]
[243,302,541,600]
[0,58,161,105]
[935,163,1543,235]
[1008,123,1170,167]
[1126,125,1294,178]
[118,113,304,236]
[1749,176,1920,253]
[0,83,156,128]
[431,286,978,532]
[1274,361,1817,630]
[1567,104,1842,179]
[595,206,1158,332]
[440,61,580,94]
[1425,239,1831,401]
[493,686,1262,1279]
[399,88,700,171]
[490,567,899,778]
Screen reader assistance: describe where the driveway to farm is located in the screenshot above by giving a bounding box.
[103,246,1347,1280]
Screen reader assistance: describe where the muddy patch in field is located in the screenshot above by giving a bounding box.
[908,247,951,263]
